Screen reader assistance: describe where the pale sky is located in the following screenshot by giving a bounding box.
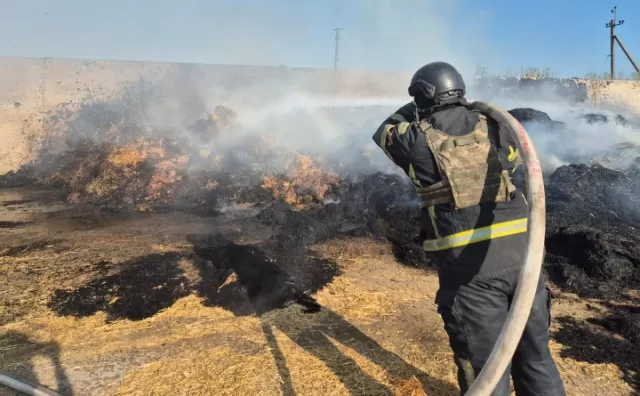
[0,0,638,79]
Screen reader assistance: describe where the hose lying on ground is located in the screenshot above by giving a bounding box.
[0,372,62,396]
[464,101,546,396]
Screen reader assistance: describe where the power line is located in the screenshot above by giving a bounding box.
[333,28,343,70]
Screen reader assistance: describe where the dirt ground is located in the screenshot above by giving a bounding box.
[0,187,637,396]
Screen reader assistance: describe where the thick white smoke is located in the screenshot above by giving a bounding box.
[484,94,640,172]
[13,0,637,179]
[125,0,640,178]
[136,69,640,178]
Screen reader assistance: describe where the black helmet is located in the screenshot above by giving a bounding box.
[408,62,466,108]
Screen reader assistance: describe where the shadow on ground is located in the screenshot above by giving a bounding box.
[45,229,456,395]
[39,181,462,394]
[0,331,74,395]
[188,234,457,395]
[553,301,640,392]
[260,308,458,396]
[48,252,191,321]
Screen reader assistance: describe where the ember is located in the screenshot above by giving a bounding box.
[261,155,342,208]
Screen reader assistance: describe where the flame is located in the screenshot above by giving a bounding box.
[261,155,342,208]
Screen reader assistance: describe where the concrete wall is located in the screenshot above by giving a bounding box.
[585,79,640,113]
[1,56,639,174]
[0,57,173,174]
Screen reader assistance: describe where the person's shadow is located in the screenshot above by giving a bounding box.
[188,233,458,395]
[0,331,74,395]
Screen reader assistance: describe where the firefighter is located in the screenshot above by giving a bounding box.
[372,61,566,396]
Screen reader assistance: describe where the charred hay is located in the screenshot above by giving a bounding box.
[2,87,640,327]
[508,108,566,130]
[581,113,631,127]
[507,109,640,302]
[510,110,640,350]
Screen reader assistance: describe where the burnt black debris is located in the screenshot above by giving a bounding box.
[508,108,566,130]
[188,233,326,315]
[542,159,640,300]
[545,225,640,299]
[0,239,68,257]
[545,164,640,227]
[0,81,637,339]
[580,113,630,127]
[0,221,31,229]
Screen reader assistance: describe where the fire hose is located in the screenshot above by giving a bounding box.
[0,100,544,396]
[0,372,61,396]
[463,101,546,396]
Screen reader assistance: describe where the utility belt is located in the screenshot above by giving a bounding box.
[415,170,517,209]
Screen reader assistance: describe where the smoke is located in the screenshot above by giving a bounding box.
[8,1,640,194]
[85,0,496,175]
[485,94,640,172]
[54,67,640,183]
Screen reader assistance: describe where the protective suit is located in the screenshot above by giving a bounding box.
[372,62,566,396]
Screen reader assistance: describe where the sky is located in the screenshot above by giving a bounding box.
[0,0,638,79]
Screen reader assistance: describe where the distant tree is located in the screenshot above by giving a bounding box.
[472,66,636,81]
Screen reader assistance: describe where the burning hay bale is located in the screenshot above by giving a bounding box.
[189,105,238,142]
[40,140,191,211]
[209,105,238,129]
[261,155,342,208]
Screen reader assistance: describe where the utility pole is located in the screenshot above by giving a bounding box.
[605,6,639,78]
[333,28,343,70]
[606,6,624,78]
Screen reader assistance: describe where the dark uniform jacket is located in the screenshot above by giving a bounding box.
[372,99,529,297]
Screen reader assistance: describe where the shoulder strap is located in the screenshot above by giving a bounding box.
[475,113,488,134]
[418,119,433,132]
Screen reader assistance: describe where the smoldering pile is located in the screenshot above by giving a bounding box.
[1,84,640,340]
[504,106,640,347]
[0,99,344,214]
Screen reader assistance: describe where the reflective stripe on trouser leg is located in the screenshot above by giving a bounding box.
[457,357,476,390]
[423,218,528,252]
